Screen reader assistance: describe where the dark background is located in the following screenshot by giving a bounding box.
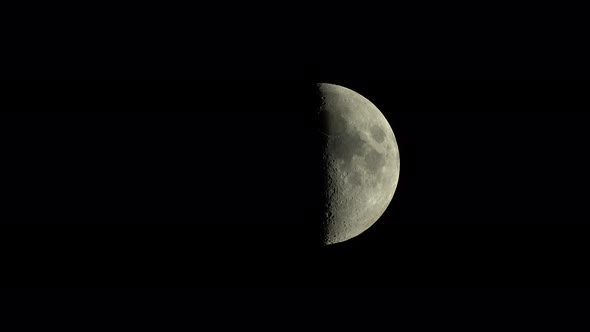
[1,81,589,289]
[3,5,590,329]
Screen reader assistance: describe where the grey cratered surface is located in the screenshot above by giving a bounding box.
[317,83,400,245]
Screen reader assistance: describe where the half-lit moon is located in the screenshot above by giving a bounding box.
[317,83,400,245]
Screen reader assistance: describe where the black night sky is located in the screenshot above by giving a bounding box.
[4,4,590,329]
[2,80,589,290]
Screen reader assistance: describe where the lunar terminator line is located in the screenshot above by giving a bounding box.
[316,83,400,245]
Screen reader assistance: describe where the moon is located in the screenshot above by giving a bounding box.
[317,83,400,245]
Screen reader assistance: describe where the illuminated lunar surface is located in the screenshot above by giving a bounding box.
[317,83,400,245]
